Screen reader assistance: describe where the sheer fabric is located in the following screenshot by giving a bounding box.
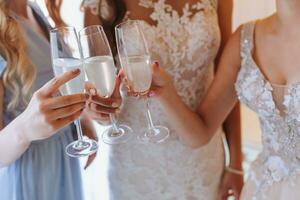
[85,1,225,199]
[237,22,300,200]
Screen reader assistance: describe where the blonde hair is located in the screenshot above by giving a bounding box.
[0,0,65,111]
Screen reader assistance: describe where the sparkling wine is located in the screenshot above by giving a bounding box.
[53,58,85,95]
[84,56,116,97]
[122,55,152,94]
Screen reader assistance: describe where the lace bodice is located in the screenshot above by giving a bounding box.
[84,0,220,109]
[134,0,220,109]
[85,1,224,199]
[236,22,300,199]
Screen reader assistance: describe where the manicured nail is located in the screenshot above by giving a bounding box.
[148,91,156,97]
[72,68,80,74]
[154,61,160,68]
[112,102,119,108]
[89,88,97,96]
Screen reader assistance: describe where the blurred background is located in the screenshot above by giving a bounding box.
[36,0,276,199]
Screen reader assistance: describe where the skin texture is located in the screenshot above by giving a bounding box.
[0,0,97,168]
[84,0,243,198]
[147,0,300,198]
[0,69,87,167]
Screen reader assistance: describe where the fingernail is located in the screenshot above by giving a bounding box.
[154,61,160,68]
[89,88,97,96]
[112,102,119,108]
[148,91,156,97]
[72,68,80,74]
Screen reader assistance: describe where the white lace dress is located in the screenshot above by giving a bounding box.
[85,0,225,199]
[237,22,300,200]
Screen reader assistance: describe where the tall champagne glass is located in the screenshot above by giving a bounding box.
[79,25,132,145]
[50,27,98,157]
[115,20,170,143]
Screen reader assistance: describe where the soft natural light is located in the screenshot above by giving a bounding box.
[34,0,276,199]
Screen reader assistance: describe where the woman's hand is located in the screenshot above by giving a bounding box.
[219,170,244,200]
[126,61,175,99]
[84,76,123,125]
[19,69,87,142]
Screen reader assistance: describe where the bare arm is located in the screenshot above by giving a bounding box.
[84,6,102,27]
[0,79,31,166]
[218,0,243,171]
[157,27,242,148]
[0,70,87,167]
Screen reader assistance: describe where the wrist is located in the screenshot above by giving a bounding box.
[228,160,243,171]
[11,113,31,146]
[229,154,243,170]
[225,166,244,176]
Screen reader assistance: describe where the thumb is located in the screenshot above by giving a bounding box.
[85,82,97,96]
[151,60,171,88]
[113,72,123,98]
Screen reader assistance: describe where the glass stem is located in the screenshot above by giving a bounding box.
[144,98,155,130]
[110,114,120,133]
[74,118,84,141]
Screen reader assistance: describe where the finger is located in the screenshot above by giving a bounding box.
[87,111,111,123]
[53,109,83,130]
[88,102,119,114]
[84,153,97,170]
[49,102,86,120]
[85,82,97,96]
[118,69,126,80]
[126,90,140,97]
[232,188,240,200]
[89,95,121,108]
[148,86,164,97]
[218,185,230,200]
[45,93,88,109]
[111,74,122,99]
[39,69,81,97]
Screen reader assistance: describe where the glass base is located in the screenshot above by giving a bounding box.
[138,126,170,143]
[66,139,98,157]
[102,124,132,145]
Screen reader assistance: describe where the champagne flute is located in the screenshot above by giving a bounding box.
[115,20,170,143]
[50,27,98,157]
[79,25,132,145]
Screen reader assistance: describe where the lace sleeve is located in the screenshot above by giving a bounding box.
[82,0,100,15]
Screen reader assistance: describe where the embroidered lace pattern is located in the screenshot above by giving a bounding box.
[236,22,300,199]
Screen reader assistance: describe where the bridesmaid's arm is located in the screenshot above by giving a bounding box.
[217,1,244,199]
[218,0,243,170]
[83,5,102,27]
[0,71,87,167]
[0,80,30,167]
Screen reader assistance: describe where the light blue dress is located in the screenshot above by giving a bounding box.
[0,3,84,200]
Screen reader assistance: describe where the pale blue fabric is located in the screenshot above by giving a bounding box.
[0,4,84,200]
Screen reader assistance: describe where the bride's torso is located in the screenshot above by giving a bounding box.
[236,22,300,199]
[101,1,225,199]
[119,0,221,130]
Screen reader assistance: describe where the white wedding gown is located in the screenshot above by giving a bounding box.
[87,0,225,199]
[237,22,300,200]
